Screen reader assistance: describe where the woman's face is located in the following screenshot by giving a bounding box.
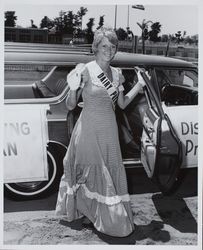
[96,37,117,62]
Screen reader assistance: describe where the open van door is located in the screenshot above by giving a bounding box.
[140,71,182,193]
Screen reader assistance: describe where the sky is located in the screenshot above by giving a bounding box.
[4,3,198,36]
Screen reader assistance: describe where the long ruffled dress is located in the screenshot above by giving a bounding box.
[55,61,134,237]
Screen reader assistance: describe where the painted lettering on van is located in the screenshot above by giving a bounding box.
[181,122,198,135]
[4,122,31,157]
[4,122,30,136]
[185,140,198,156]
[180,122,198,156]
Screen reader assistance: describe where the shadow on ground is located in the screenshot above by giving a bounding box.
[60,218,170,245]
[152,193,197,233]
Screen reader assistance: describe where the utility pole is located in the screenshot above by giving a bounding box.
[127,5,129,29]
[127,5,145,31]
[114,5,117,30]
[131,5,145,53]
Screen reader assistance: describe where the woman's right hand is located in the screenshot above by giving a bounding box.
[67,63,86,91]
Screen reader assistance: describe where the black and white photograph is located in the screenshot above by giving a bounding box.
[2,0,202,248]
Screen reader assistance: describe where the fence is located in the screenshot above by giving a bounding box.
[118,40,198,62]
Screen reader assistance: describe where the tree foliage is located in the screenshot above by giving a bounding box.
[77,7,88,29]
[116,28,128,40]
[85,18,95,44]
[183,34,198,45]
[97,15,104,30]
[137,19,153,54]
[30,19,38,28]
[148,22,161,42]
[40,16,54,29]
[5,11,17,27]
[161,34,169,42]
[191,34,198,45]
[166,30,188,44]
[175,31,184,44]
[43,7,88,38]
[53,10,76,34]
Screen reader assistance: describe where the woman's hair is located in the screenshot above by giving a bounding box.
[92,27,118,54]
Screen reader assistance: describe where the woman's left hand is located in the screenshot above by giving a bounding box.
[137,71,146,88]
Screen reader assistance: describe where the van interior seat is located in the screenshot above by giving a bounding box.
[33,66,71,98]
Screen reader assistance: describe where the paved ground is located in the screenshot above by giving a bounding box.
[4,168,198,245]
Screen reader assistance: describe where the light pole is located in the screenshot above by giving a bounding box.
[128,5,145,30]
[129,5,145,53]
[114,5,117,30]
[115,5,145,31]
[127,5,130,29]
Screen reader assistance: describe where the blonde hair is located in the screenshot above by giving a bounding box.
[92,27,118,54]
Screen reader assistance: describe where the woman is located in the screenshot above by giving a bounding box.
[55,27,145,237]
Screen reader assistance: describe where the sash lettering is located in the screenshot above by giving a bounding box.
[97,72,118,108]
[87,61,119,110]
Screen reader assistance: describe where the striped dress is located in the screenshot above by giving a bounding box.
[55,61,134,237]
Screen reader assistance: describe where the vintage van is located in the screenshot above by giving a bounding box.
[4,42,198,199]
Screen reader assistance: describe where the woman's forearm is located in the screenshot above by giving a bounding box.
[66,88,82,110]
[118,82,142,109]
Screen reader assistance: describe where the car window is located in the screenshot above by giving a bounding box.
[155,68,198,88]
[121,68,138,94]
[183,71,198,87]
[161,84,198,106]
[121,67,158,114]
[4,65,73,99]
[4,64,51,85]
[154,68,198,107]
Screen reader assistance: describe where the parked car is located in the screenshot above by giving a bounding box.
[4,43,198,199]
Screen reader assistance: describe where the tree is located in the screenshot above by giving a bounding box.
[64,11,75,34]
[5,11,17,27]
[126,27,134,41]
[97,15,104,29]
[85,18,94,44]
[170,34,176,43]
[40,16,54,29]
[116,28,128,40]
[175,31,183,44]
[170,30,186,45]
[184,35,193,45]
[191,34,198,46]
[54,11,64,34]
[161,34,169,43]
[77,7,88,30]
[30,19,38,28]
[148,22,161,42]
[137,19,153,54]
[54,10,75,35]
[165,34,172,56]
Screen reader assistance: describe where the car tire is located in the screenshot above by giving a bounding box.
[4,143,66,200]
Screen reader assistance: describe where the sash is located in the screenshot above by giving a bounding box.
[87,61,118,109]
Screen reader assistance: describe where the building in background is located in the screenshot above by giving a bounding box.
[5,27,48,43]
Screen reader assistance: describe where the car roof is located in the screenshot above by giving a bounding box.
[113,52,196,69]
[5,46,196,69]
